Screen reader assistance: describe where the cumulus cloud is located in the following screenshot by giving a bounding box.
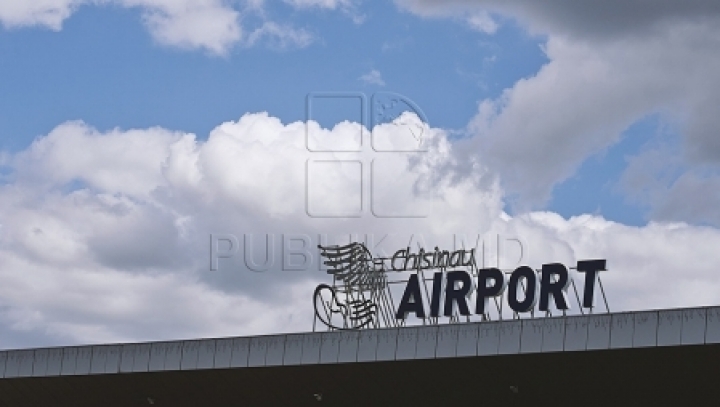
[1,112,720,349]
[359,69,385,86]
[0,113,505,347]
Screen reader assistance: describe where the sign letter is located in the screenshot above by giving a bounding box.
[577,259,607,309]
[475,268,506,315]
[539,263,570,311]
[396,274,426,319]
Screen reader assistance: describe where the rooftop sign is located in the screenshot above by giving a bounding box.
[313,243,608,331]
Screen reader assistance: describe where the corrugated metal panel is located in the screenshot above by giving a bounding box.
[375,329,398,361]
[456,324,480,357]
[248,337,268,367]
[180,341,200,370]
[3,351,21,378]
[282,334,304,366]
[0,351,7,378]
[132,344,150,373]
[498,320,522,355]
[197,340,216,369]
[160,342,182,371]
[657,309,683,346]
[477,321,500,356]
[415,325,438,359]
[89,346,108,375]
[119,345,136,373]
[586,314,611,350]
[32,349,50,377]
[632,311,658,348]
[435,325,459,359]
[542,317,565,353]
[46,348,65,375]
[158,342,180,371]
[104,345,121,374]
[319,332,340,364]
[300,333,323,365]
[395,327,418,360]
[564,315,588,352]
[265,335,286,366]
[75,346,93,375]
[520,319,544,354]
[60,347,78,376]
[17,350,34,377]
[336,331,359,363]
[148,343,168,372]
[706,307,720,344]
[214,338,233,369]
[229,338,250,368]
[356,330,379,362]
[681,308,707,345]
[6,306,720,382]
[610,313,634,349]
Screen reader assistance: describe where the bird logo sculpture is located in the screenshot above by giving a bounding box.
[313,242,387,330]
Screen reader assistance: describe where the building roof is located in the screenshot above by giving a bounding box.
[1,306,718,406]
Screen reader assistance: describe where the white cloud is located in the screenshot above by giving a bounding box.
[468,26,720,207]
[394,1,720,222]
[466,11,497,34]
[0,0,321,55]
[124,0,242,55]
[501,213,720,312]
[284,0,365,24]
[1,113,720,348]
[0,113,506,347]
[284,0,352,9]
[0,0,83,30]
[359,69,385,86]
[245,21,314,49]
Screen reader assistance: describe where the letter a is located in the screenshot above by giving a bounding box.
[395,274,426,319]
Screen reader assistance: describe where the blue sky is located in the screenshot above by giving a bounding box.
[0,3,545,142]
[1,0,720,347]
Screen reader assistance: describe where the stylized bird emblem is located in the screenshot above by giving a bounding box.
[313,243,387,330]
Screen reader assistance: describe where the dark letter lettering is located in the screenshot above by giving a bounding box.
[396,274,426,319]
[507,266,538,313]
[443,270,472,317]
[539,263,570,311]
[577,259,606,309]
[429,272,444,318]
[475,268,506,315]
[391,249,406,271]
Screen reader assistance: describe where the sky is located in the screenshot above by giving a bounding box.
[1,0,720,349]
